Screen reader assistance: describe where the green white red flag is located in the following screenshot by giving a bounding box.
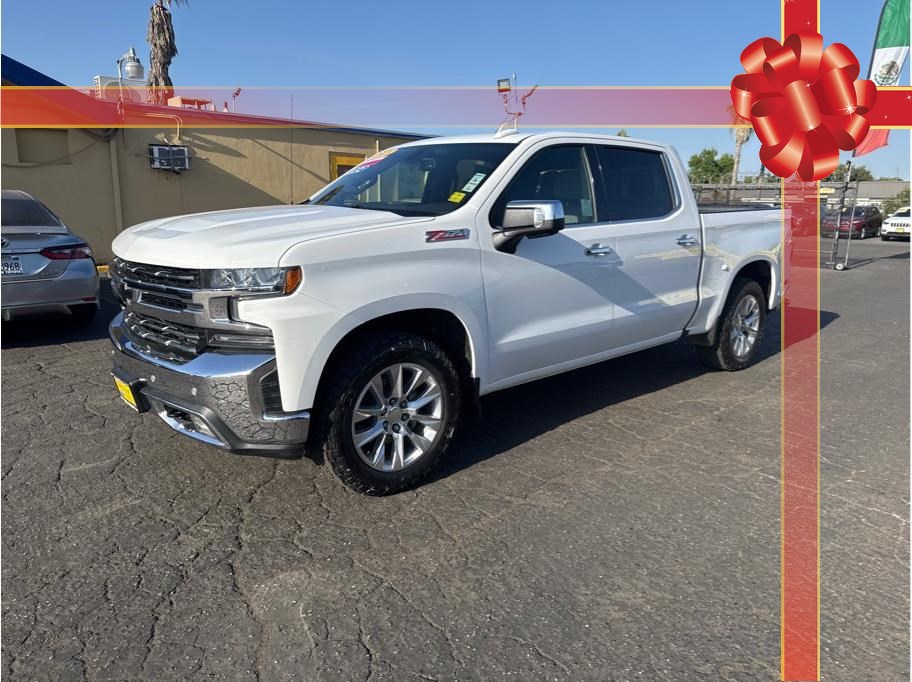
[855,0,910,156]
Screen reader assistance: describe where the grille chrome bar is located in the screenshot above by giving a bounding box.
[114,258,202,289]
[123,310,203,361]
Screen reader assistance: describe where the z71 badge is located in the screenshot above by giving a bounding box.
[425,229,470,243]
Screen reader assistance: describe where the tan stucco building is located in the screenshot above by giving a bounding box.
[2,56,423,262]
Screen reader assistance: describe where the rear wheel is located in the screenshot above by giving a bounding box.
[314,332,462,495]
[696,278,767,371]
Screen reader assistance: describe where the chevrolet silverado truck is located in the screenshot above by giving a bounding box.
[109,132,781,494]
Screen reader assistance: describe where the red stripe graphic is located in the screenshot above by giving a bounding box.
[780,178,820,682]
[3,85,909,129]
[779,2,820,680]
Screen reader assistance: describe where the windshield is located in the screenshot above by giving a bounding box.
[309,143,516,216]
[894,209,910,217]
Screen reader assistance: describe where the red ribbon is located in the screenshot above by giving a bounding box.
[731,32,877,181]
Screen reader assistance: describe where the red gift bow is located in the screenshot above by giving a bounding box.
[731,32,877,181]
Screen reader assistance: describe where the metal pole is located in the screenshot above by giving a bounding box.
[841,167,860,269]
[828,161,851,268]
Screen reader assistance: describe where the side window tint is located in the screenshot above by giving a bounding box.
[597,147,675,221]
[494,145,595,226]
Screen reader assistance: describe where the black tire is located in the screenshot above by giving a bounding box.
[313,332,462,495]
[696,277,767,371]
[68,304,97,326]
[881,235,891,241]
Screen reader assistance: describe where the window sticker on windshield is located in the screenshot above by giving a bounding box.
[448,191,466,203]
[461,172,487,193]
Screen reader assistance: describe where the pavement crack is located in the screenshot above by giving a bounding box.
[504,635,570,674]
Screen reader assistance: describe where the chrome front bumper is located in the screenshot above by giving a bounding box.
[109,311,309,456]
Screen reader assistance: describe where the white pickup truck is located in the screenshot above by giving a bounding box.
[109,131,781,494]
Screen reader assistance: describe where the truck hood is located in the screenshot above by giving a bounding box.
[112,204,433,268]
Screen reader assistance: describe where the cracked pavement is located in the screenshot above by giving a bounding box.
[2,238,908,680]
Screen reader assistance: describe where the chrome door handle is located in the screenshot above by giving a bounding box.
[585,243,613,256]
[676,234,699,246]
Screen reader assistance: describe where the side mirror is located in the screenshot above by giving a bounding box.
[493,200,565,253]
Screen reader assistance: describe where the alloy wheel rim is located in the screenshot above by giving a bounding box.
[350,363,444,472]
[730,295,760,359]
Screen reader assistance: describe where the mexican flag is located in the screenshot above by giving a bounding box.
[855,0,910,156]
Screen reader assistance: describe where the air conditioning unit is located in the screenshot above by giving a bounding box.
[93,75,148,102]
[149,144,190,172]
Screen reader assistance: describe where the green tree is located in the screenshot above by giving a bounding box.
[147,0,187,105]
[823,164,874,182]
[616,129,630,137]
[882,187,910,216]
[688,148,735,183]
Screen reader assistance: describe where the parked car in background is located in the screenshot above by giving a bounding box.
[821,205,883,240]
[881,207,910,240]
[1,190,99,323]
[109,131,781,495]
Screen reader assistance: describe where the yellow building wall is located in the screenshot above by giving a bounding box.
[2,125,414,262]
[2,128,119,255]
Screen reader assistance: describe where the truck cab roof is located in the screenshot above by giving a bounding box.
[399,130,665,149]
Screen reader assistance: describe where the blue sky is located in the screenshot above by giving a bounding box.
[3,0,909,179]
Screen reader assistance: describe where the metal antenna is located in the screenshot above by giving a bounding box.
[496,74,538,136]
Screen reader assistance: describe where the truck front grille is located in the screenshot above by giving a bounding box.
[113,258,202,290]
[121,310,274,364]
[122,310,204,362]
[113,258,275,362]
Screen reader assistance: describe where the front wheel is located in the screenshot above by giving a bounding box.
[696,278,767,371]
[314,332,462,495]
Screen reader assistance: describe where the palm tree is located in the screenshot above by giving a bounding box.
[728,104,753,185]
[147,0,186,104]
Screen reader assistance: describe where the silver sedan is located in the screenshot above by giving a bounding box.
[1,190,99,323]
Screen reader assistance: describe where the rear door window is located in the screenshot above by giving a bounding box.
[595,147,676,222]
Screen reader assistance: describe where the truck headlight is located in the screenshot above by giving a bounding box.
[204,266,302,294]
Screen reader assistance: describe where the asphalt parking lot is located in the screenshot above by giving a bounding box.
[2,238,908,680]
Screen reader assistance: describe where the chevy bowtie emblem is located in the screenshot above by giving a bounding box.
[425,229,470,243]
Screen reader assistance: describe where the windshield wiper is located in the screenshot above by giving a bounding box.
[344,203,387,212]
